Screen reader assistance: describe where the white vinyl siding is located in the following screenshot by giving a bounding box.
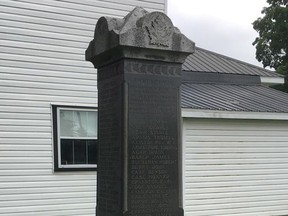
[183,118,288,216]
[0,0,165,215]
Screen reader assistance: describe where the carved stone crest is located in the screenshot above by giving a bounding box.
[86,7,195,68]
[143,13,174,47]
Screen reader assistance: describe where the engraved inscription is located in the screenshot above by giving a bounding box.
[127,73,181,215]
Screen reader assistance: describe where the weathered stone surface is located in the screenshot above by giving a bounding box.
[86,7,195,68]
[95,59,184,216]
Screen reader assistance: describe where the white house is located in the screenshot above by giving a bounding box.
[1,0,288,215]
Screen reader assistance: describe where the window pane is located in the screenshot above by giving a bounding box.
[60,110,74,137]
[87,112,97,137]
[87,140,97,164]
[74,139,87,164]
[73,111,88,137]
[59,109,97,138]
[61,139,73,165]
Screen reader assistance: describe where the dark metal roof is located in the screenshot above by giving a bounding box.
[183,47,280,77]
[181,83,288,113]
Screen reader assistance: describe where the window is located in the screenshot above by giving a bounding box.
[52,105,97,171]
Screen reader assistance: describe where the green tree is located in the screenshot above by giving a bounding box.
[252,0,288,92]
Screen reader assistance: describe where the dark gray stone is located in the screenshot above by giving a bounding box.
[86,7,194,216]
[86,7,195,68]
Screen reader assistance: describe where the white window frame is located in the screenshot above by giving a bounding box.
[53,105,98,171]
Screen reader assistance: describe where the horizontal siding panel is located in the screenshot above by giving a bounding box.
[187,194,288,207]
[0,32,86,48]
[220,210,288,216]
[0,203,95,214]
[1,73,97,87]
[0,144,51,151]
[186,129,288,136]
[185,169,288,178]
[186,157,288,165]
[0,39,84,55]
[0,185,96,195]
[0,79,96,92]
[186,163,288,171]
[0,86,95,98]
[185,173,288,183]
[0,197,94,209]
[3,208,95,216]
[186,152,288,160]
[186,135,288,142]
[0,126,50,133]
[0,66,97,80]
[0,180,95,189]
[186,141,288,148]
[1,139,51,145]
[0,157,51,164]
[186,187,288,200]
[0,151,51,157]
[0,174,96,182]
[0,53,90,68]
[0,59,93,73]
[0,191,95,201]
[186,178,288,189]
[0,26,89,43]
[0,164,51,170]
[0,93,97,104]
[0,100,51,108]
[1,46,83,61]
[0,113,51,120]
[0,106,50,114]
[0,170,52,176]
[186,147,288,154]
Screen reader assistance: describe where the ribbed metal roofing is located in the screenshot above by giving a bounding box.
[181,83,288,113]
[183,47,280,77]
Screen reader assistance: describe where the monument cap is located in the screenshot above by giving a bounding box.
[86,7,195,68]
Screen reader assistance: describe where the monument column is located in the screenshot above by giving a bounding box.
[86,7,195,216]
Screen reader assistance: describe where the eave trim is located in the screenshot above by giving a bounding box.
[182,108,288,120]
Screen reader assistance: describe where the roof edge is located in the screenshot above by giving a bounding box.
[260,76,285,85]
[182,108,288,120]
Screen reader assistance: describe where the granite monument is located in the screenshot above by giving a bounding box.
[86,7,195,216]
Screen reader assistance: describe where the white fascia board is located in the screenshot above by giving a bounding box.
[261,76,284,85]
[182,108,288,120]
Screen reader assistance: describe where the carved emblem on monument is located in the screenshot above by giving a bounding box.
[144,14,173,47]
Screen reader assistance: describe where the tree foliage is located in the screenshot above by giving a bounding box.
[253,0,288,92]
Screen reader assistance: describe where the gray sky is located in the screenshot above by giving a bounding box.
[167,0,268,67]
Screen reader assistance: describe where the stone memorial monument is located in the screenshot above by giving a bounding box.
[86,7,195,216]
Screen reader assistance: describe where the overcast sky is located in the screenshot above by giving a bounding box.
[167,0,268,67]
